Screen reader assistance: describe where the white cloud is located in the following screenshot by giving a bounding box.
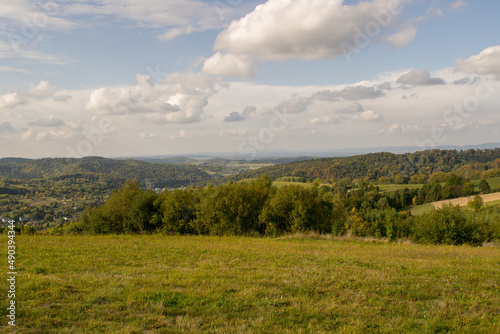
[386,123,423,135]
[386,26,417,48]
[28,81,56,100]
[388,123,401,134]
[396,69,446,86]
[0,66,30,74]
[202,52,259,78]
[0,93,27,109]
[158,27,194,41]
[21,128,77,142]
[86,72,224,123]
[0,40,74,64]
[455,45,500,76]
[0,1,76,31]
[309,116,341,125]
[276,96,312,114]
[212,0,408,62]
[352,110,382,121]
[61,0,257,39]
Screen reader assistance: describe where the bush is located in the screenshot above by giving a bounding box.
[21,225,36,235]
[194,176,273,236]
[259,182,334,236]
[412,204,485,246]
[80,180,160,234]
[467,195,483,211]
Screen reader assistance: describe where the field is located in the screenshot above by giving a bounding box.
[472,176,500,191]
[2,235,500,333]
[408,203,435,215]
[431,191,500,209]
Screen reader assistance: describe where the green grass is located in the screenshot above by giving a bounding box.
[472,176,500,191]
[488,177,500,190]
[2,235,499,333]
[485,199,500,208]
[408,203,435,215]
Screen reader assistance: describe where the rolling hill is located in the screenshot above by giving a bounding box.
[0,156,212,188]
[225,148,500,183]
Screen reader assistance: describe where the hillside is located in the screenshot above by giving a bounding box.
[226,149,500,183]
[0,156,211,188]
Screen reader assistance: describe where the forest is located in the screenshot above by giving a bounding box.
[2,148,500,246]
[227,148,500,183]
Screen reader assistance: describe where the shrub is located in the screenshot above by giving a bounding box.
[412,204,485,246]
[22,225,36,235]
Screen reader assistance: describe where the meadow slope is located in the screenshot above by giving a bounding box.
[1,235,499,333]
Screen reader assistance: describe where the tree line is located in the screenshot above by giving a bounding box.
[227,149,500,184]
[36,176,500,246]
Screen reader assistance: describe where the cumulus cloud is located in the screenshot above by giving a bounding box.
[276,96,313,114]
[313,85,384,101]
[455,45,500,77]
[86,72,223,123]
[396,69,446,86]
[202,52,259,78]
[309,116,341,125]
[28,81,57,100]
[224,112,246,122]
[203,0,413,77]
[0,93,27,109]
[28,116,66,127]
[352,110,382,121]
[224,105,256,122]
[386,123,423,135]
[335,102,364,114]
[21,128,77,142]
[212,0,408,61]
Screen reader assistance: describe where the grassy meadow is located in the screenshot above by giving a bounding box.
[1,235,499,333]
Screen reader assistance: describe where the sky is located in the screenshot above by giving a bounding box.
[0,0,500,159]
